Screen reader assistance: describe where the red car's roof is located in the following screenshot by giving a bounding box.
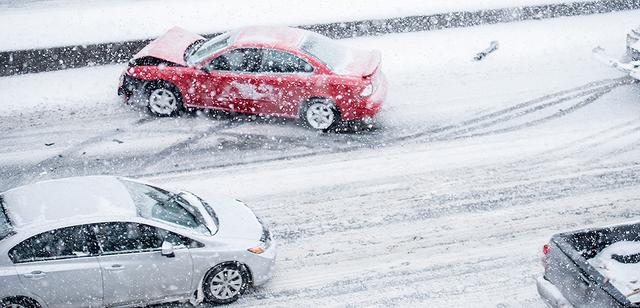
[232,26,307,50]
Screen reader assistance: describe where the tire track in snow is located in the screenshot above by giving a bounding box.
[506,118,640,168]
[137,78,633,180]
[449,84,618,140]
[395,77,633,143]
[2,116,158,186]
[257,163,640,244]
[133,118,247,174]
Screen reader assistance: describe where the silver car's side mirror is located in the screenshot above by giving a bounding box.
[161,241,175,258]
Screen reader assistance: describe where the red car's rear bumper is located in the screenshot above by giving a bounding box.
[340,73,387,121]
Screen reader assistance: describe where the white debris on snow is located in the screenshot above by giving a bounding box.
[589,241,640,303]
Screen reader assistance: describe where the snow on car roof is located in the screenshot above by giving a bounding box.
[233,26,307,49]
[1,176,137,230]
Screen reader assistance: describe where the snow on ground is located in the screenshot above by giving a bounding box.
[0,0,595,51]
[1,10,640,307]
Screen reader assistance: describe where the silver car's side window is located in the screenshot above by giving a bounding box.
[93,222,162,254]
[8,225,96,264]
[93,222,201,255]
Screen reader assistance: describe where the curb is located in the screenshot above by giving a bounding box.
[1,0,638,77]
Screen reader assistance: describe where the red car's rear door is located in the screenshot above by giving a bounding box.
[254,49,317,117]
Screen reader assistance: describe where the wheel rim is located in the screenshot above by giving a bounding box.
[149,88,177,115]
[209,268,243,300]
[305,102,335,130]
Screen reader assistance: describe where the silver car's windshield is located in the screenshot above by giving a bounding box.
[119,179,214,235]
[186,32,233,66]
[0,196,15,241]
[300,33,349,72]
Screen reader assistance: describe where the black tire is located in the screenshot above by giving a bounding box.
[145,81,184,117]
[300,98,340,131]
[203,263,251,305]
[1,297,40,308]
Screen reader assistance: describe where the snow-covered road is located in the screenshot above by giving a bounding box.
[1,10,639,307]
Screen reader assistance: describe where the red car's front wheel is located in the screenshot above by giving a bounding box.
[146,81,183,117]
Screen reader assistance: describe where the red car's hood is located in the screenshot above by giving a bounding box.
[133,26,205,66]
[340,49,382,77]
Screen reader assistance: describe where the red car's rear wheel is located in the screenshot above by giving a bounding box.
[301,98,340,131]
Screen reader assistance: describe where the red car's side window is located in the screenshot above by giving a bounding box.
[207,48,262,73]
[260,49,313,74]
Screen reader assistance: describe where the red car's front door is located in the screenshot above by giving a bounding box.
[198,48,265,114]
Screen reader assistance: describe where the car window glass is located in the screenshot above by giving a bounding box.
[9,225,94,263]
[93,222,199,254]
[119,179,209,234]
[186,32,232,66]
[94,222,162,253]
[261,49,313,73]
[208,48,262,72]
[301,33,349,72]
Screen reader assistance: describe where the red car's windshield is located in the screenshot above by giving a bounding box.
[186,32,233,66]
[301,33,350,73]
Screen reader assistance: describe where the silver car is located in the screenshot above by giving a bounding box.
[0,176,275,307]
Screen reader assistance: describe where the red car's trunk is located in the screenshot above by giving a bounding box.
[342,49,382,77]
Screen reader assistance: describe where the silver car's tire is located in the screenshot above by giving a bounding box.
[0,297,40,308]
[203,264,250,305]
[301,99,340,131]
[146,81,183,117]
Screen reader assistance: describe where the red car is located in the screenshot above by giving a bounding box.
[118,26,387,130]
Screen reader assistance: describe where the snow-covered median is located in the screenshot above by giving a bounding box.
[0,0,596,51]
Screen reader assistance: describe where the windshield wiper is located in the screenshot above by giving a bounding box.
[174,192,215,235]
[184,40,205,64]
[0,196,16,241]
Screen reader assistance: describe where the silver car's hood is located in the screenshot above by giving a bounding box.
[207,196,263,241]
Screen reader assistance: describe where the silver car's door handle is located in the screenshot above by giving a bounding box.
[105,264,125,271]
[23,270,46,279]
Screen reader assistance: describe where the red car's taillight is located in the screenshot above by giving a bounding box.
[543,244,550,255]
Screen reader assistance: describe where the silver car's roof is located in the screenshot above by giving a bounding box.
[1,176,137,230]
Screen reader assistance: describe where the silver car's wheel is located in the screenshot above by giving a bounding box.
[203,264,250,305]
[0,297,39,308]
[302,100,339,130]
[209,268,243,300]
[148,88,179,116]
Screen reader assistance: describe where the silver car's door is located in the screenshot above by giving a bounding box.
[9,225,103,307]
[93,222,193,306]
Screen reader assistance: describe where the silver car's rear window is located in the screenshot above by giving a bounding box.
[0,196,15,241]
